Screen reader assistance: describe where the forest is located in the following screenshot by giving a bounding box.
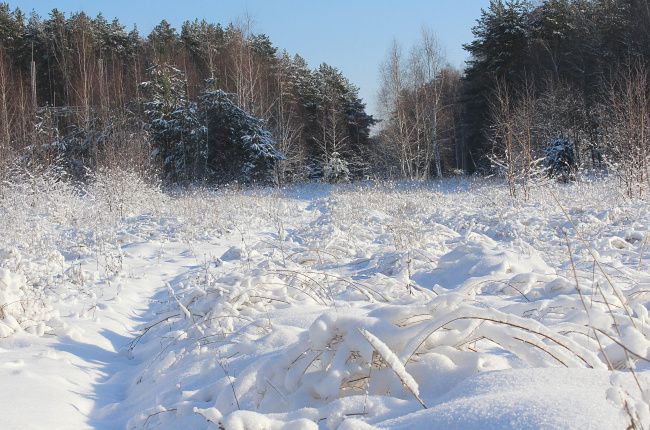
[0,0,649,191]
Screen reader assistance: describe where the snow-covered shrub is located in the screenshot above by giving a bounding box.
[0,249,67,339]
[545,138,577,182]
[58,115,153,180]
[0,266,45,336]
[86,167,166,220]
[322,152,350,184]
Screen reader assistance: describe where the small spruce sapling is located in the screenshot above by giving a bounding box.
[545,138,577,183]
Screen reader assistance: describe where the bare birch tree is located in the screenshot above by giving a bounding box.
[379,39,416,178]
[603,62,650,198]
[489,77,541,200]
[410,27,448,178]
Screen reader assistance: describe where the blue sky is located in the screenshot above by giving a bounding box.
[12,0,491,117]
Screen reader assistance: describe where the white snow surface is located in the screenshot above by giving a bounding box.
[1,171,649,429]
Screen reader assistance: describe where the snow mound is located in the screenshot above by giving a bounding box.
[380,368,627,429]
[0,266,52,336]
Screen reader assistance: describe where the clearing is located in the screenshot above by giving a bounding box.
[0,173,648,429]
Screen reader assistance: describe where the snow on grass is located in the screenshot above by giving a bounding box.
[0,172,649,429]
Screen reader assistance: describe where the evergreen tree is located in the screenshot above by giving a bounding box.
[464,0,531,81]
[299,63,375,178]
[148,19,178,63]
[0,5,29,68]
[0,6,377,184]
[140,72,283,183]
[545,137,576,182]
[463,0,532,171]
[199,87,283,183]
[139,63,189,175]
[180,19,226,79]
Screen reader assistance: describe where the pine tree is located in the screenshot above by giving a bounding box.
[301,63,375,179]
[139,63,190,176]
[463,0,532,171]
[199,87,283,183]
[0,5,29,68]
[148,19,178,63]
[464,0,530,84]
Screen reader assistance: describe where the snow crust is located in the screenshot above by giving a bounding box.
[1,173,649,429]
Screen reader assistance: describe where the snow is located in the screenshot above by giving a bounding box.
[380,368,622,429]
[1,172,649,429]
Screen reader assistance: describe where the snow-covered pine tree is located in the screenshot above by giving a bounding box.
[306,63,375,180]
[199,86,284,183]
[545,137,576,182]
[139,63,194,179]
[140,72,283,183]
[322,151,350,183]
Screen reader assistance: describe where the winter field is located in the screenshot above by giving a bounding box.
[1,171,650,429]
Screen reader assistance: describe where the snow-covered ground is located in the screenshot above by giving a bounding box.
[1,171,649,429]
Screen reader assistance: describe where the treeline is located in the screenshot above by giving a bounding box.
[377,0,650,196]
[462,0,650,197]
[2,1,650,189]
[0,6,374,183]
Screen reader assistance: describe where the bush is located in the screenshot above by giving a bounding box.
[322,152,350,183]
[545,138,577,182]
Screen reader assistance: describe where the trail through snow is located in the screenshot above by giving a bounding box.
[0,238,227,429]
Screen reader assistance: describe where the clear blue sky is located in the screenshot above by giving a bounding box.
[11,0,492,117]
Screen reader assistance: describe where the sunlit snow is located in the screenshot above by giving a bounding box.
[1,171,648,429]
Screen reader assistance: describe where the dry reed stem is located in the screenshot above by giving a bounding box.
[357,328,427,410]
[549,188,636,328]
[405,315,596,368]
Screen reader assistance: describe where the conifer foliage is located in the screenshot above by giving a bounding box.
[3,1,650,185]
[139,65,283,183]
[0,5,374,184]
[199,87,284,183]
[458,0,650,196]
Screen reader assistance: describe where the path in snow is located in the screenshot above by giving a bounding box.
[1,235,233,428]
